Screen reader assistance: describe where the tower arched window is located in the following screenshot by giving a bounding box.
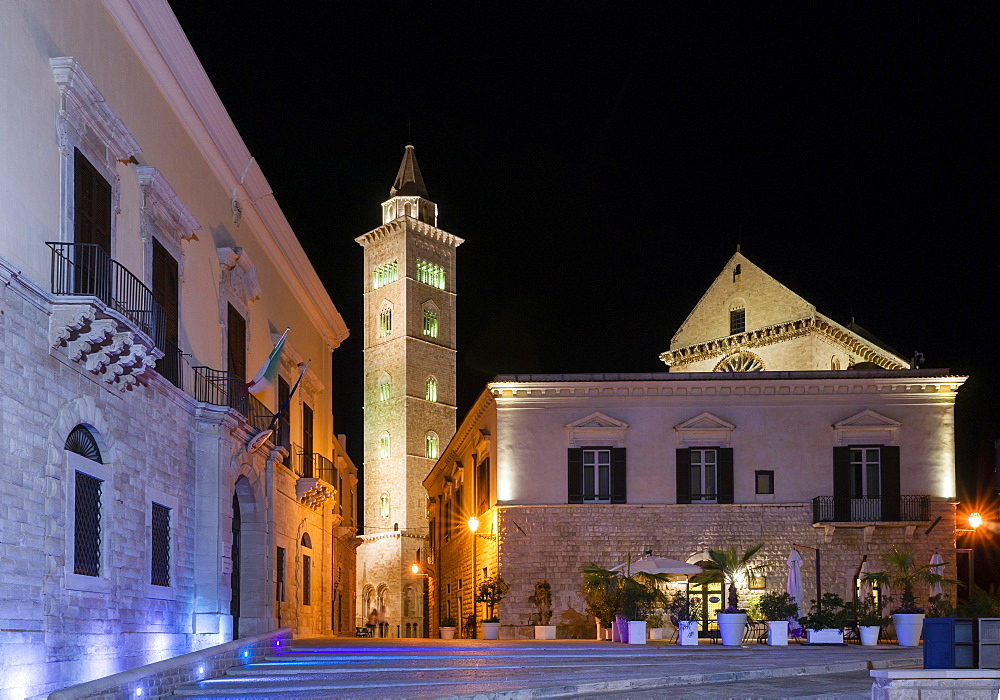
[380,494,390,518]
[425,432,439,459]
[379,432,390,459]
[425,376,438,402]
[379,307,392,337]
[379,373,391,402]
[423,307,439,338]
[373,261,398,289]
[416,260,445,289]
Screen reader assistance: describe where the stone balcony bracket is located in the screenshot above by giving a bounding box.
[295,477,336,509]
[49,301,163,390]
[814,522,921,544]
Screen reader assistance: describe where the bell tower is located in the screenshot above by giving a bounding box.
[354,145,462,637]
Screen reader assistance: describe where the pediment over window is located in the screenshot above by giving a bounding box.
[832,409,900,446]
[674,412,735,447]
[217,247,262,304]
[137,166,201,245]
[565,412,628,447]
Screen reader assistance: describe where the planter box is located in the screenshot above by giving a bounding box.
[481,622,500,640]
[534,625,556,640]
[440,627,455,640]
[627,620,647,645]
[806,628,844,644]
[894,613,925,647]
[717,612,747,646]
[767,620,788,646]
[648,627,663,640]
[678,620,699,646]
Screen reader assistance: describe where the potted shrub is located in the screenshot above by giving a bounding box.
[531,580,556,640]
[439,616,457,639]
[666,590,702,646]
[478,575,510,640]
[850,595,889,646]
[693,544,764,646]
[757,591,799,646]
[799,593,849,644]
[581,564,620,640]
[863,547,955,647]
[581,563,664,644]
[646,612,665,640]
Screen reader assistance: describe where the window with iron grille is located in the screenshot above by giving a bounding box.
[151,502,171,586]
[74,471,102,577]
[729,308,746,335]
[302,554,312,606]
[276,546,286,602]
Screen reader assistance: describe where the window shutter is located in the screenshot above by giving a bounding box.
[227,303,246,381]
[611,448,627,504]
[675,449,691,504]
[717,448,735,503]
[567,448,583,504]
[833,447,851,521]
[880,446,901,521]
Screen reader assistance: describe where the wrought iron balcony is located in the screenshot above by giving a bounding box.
[48,242,164,346]
[812,495,929,523]
[192,367,274,433]
[291,446,339,507]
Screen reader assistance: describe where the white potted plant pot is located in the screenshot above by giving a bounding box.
[767,620,789,646]
[648,626,663,640]
[893,613,924,647]
[859,625,881,646]
[440,627,455,639]
[678,620,699,646]
[481,622,501,640]
[603,627,612,640]
[627,620,646,645]
[534,625,556,640]
[806,628,844,644]
[717,612,747,646]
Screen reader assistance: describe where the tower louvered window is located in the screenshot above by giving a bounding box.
[372,261,398,289]
[379,379,391,402]
[423,308,439,338]
[151,502,171,586]
[426,433,439,459]
[425,376,437,402]
[416,260,445,289]
[379,308,392,337]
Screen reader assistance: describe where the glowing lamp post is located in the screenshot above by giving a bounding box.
[969,512,983,530]
[468,516,479,638]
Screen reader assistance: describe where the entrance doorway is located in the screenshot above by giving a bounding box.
[689,578,724,634]
[231,492,242,639]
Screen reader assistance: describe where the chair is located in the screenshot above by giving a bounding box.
[744,617,767,644]
[355,626,372,637]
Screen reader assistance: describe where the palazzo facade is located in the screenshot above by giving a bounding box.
[0,3,356,697]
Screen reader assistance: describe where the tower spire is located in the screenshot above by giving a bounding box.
[382,145,437,226]
[390,144,428,198]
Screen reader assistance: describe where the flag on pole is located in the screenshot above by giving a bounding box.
[246,328,288,395]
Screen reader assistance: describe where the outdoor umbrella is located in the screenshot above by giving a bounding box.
[929,552,944,598]
[786,550,805,617]
[611,555,701,578]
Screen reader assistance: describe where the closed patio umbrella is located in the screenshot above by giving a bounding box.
[611,555,701,578]
[929,552,944,598]
[786,550,805,617]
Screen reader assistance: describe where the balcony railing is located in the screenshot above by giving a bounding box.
[192,367,274,433]
[812,495,929,523]
[48,242,164,346]
[292,447,339,486]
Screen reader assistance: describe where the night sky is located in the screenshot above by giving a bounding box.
[170,3,997,573]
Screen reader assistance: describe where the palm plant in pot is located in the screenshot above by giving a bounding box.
[799,593,850,644]
[581,563,664,644]
[478,575,510,640]
[692,543,763,646]
[531,580,556,640]
[665,590,702,646]
[862,547,955,647]
[581,565,620,640]
[757,591,799,646]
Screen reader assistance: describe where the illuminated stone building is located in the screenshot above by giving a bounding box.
[0,3,357,697]
[425,252,965,639]
[355,147,462,637]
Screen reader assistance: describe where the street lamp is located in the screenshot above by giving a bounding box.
[468,516,479,638]
[969,512,983,530]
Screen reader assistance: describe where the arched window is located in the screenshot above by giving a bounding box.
[66,425,105,578]
[379,307,392,337]
[379,373,391,402]
[301,532,312,606]
[301,532,312,548]
[423,307,438,338]
[425,376,438,402]
[425,432,439,459]
[66,424,103,462]
[380,494,390,518]
[379,432,390,459]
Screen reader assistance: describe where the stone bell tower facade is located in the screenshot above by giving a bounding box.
[355,146,462,637]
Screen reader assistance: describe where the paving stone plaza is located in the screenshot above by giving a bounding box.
[170,638,922,698]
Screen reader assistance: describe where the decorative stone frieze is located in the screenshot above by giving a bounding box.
[49,301,162,389]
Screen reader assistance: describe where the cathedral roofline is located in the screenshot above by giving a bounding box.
[491,368,963,383]
[355,217,464,249]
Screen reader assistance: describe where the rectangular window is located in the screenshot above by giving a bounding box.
[302,403,314,477]
[850,448,881,498]
[151,502,171,586]
[74,471,102,577]
[276,546,286,601]
[227,303,246,381]
[477,457,490,514]
[423,309,439,337]
[372,260,398,289]
[730,308,746,335]
[302,554,311,606]
[416,260,446,289]
[690,448,718,502]
[755,470,774,495]
[152,239,179,382]
[277,376,291,463]
[582,449,611,502]
[73,149,112,299]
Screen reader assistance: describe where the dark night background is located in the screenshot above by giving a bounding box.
[170,4,998,584]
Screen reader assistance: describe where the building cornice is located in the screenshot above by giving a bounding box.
[660,315,908,369]
[355,217,464,250]
[102,0,349,349]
